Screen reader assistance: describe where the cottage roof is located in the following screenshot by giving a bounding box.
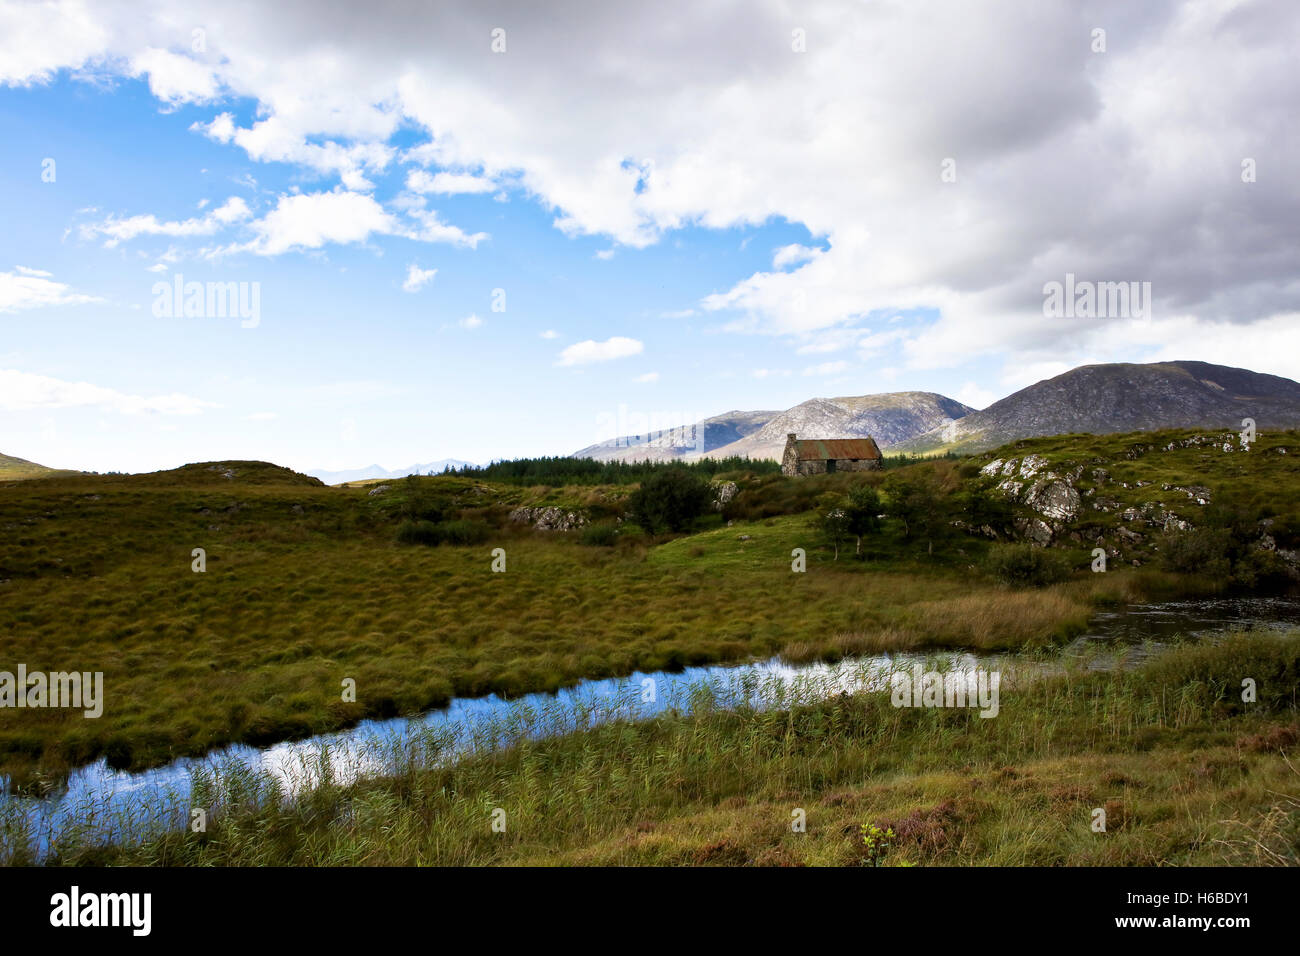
[793,437,882,461]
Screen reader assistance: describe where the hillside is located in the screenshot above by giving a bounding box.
[706,391,974,460]
[572,409,775,462]
[0,452,80,481]
[896,361,1300,454]
[572,392,972,463]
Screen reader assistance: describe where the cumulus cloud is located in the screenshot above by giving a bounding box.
[0,369,216,414]
[402,263,436,292]
[772,244,820,269]
[406,169,496,195]
[459,313,482,329]
[4,0,1299,381]
[130,47,220,105]
[557,336,643,366]
[79,197,251,247]
[0,267,101,312]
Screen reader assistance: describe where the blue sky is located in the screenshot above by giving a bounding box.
[0,75,979,472]
[2,2,1297,474]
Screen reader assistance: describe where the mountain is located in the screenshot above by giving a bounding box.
[0,452,80,480]
[705,392,976,461]
[307,459,476,485]
[571,392,974,463]
[571,409,776,463]
[894,361,1300,455]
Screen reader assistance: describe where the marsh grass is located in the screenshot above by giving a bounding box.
[12,632,1295,867]
[2,429,1295,784]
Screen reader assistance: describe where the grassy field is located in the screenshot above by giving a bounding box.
[26,633,1299,867]
[0,429,1295,790]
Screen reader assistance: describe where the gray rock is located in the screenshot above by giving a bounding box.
[1024,479,1080,521]
[508,506,587,531]
[711,480,738,511]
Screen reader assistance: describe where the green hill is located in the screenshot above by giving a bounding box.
[0,451,81,481]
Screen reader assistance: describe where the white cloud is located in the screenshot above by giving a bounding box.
[80,197,251,247]
[405,169,495,195]
[5,0,1300,384]
[402,263,436,293]
[0,267,101,312]
[634,371,659,383]
[954,382,998,410]
[772,244,820,269]
[243,411,277,421]
[803,360,849,376]
[595,248,616,260]
[130,47,220,105]
[557,336,643,366]
[751,368,791,379]
[539,329,559,339]
[0,369,216,415]
[459,313,482,329]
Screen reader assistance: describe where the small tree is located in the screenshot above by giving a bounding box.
[843,484,882,557]
[820,507,851,560]
[957,484,1015,538]
[884,470,950,555]
[625,467,713,533]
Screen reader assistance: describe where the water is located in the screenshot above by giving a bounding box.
[3,597,1297,861]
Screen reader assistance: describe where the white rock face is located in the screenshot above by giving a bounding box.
[711,480,738,511]
[1019,454,1048,478]
[1024,479,1080,521]
[508,506,587,531]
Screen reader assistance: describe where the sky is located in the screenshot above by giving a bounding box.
[1,0,1298,474]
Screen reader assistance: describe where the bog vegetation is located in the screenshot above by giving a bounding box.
[0,428,1296,816]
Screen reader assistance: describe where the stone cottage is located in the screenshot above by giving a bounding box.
[781,433,882,477]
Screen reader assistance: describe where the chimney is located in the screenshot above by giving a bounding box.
[787,433,796,442]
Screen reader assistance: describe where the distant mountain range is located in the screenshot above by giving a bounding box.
[571,409,776,463]
[8,362,1300,481]
[573,361,1300,462]
[571,391,976,462]
[306,459,476,485]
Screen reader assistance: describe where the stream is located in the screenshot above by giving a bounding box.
[3,597,1299,860]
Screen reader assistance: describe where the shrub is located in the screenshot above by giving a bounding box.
[579,521,619,547]
[396,519,443,545]
[884,470,953,554]
[625,468,713,533]
[396,518,489,546]
[957,485,1016,538]
[397,474,449,522]
[435,519,490,546]
[984,543,1072,587]
[1159,527,1232,578]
